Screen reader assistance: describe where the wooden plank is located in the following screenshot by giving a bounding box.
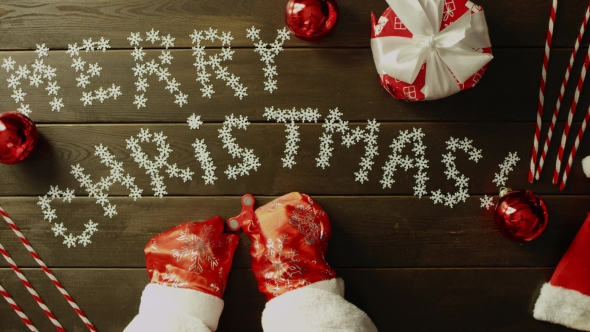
[0,268,571,331]
[0,48,586,123]
[0,195,585,268]
[0,123,588,196]
[0,0,588,49]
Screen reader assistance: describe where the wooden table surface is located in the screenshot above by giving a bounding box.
[0,0,589,331]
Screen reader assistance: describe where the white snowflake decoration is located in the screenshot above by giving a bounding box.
[37,186,100,248]
[126,128,194,197]
[263,106,321,168]
[17,103,31,116]
[127,32,143,46]
[430,137,481,208]
[11,88,26,103]
[187,113,203,130]
[128,30,186,108]
[67,37,120,107]
[380,128,429,197]
[2,56,16,72]
[482,152,520,210]
[35,44,49,58]
[190,28,247,99]
[315,108,381,184]
[480,195,494,210]
[218,114,261,179]
[71,144,143,210]
[187,114,218,185]
[248,27,291,93]
[493,152,520,187]
[246,27,261,40]
[5,52,62,114]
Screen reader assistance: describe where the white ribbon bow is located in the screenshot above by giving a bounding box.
[371,0,493,100]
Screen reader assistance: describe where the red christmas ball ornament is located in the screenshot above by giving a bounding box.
[494,188,549,242]
[285,0,338,41]
[0,112,38,164]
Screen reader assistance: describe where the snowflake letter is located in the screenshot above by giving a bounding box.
[249,27,290,93]
[127,128,194,197]
[191,28,247,99]
[218,114,261,179]
[380,127,430,197]
[430,137,481,208]
[263,106,321,168]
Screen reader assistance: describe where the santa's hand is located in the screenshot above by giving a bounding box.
[144,216,240,298]
[232,192,337,300]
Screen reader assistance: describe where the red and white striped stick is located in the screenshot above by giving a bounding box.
[528,0,558,183]
[0,283,39,331]
[553,38,590,185]
[535,4,590,180]
[0,206,97,332]
[560,106,590,189]
[0,243,64,331]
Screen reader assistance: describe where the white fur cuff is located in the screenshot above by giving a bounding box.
[582,156,590,178]
[262,278,377,332]
[139,284,224,331]
[533,283,590,331]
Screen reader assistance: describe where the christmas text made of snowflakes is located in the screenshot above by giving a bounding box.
[1,27,519,248]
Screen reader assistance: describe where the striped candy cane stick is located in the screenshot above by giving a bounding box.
[0,243,64,331]
[529,0,558,183]
[536,4,590,180]
[0,207,97,332]
[553,40,590,184]
[560,106,590,189]
[0,283,39,331]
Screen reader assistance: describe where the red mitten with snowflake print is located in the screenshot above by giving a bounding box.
[144,216,240,298]
[236,192,337,300]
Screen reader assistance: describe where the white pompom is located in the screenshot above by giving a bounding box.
[582,155,590,178]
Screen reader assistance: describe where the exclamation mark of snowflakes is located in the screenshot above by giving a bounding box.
[481,151,520,210]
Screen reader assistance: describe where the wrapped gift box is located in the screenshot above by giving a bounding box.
[371,0,493,101]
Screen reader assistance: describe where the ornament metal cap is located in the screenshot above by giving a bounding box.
[499,187,512,198]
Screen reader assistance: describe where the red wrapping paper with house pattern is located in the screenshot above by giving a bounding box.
[243,192,336,301]
[144,217,240,299]
[371,0,493,101]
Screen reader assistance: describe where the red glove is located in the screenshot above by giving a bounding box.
[144,216,240,298]
[229,192,337,300]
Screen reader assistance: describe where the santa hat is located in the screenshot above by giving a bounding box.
[533,213,590,330]
[582,156,590,178]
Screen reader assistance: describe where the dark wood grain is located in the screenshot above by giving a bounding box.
[0,0,588,49]
[0,48,589,123]
[0,268,572,331]
[0,123,588,196]
[0,1,587,331]
[0,195,584,269]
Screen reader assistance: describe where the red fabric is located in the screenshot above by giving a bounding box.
[144,217,239,299]
[371,0,492,101]
[550,213,590,296]
[243,192,337,301]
